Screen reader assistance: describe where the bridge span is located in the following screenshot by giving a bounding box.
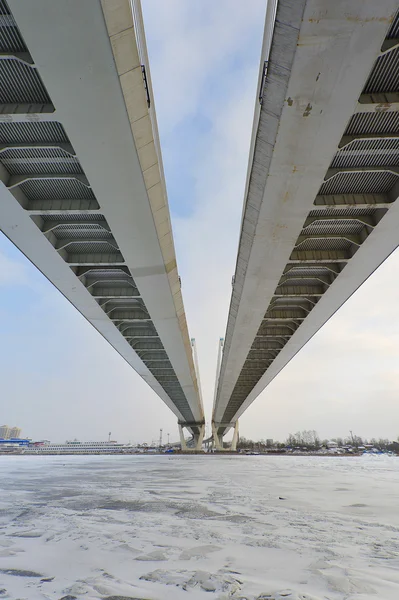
[213,0,399,447]
[0,0,204,444]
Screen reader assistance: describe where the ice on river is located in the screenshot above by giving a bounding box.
[0,454,398,600]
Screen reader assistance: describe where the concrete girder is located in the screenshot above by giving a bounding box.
[295,233,364,247]
[25,199,100,213]
[74,265,131,278]
[0,103,55,116]
[243,361,273,370]
[151,375,180,383]
[235,374,267,385]
[259,317,300,326]
[274,284,325,296]
[2,0,202,427]
[256,334,291,342]
[112,318,152,327]
[140,356,169,365]
[54,237,119,251]
[247,350,279,360]
[119,323,158,336]
[129,339,164,350]
[2,157,80,172]
[0,52,34,66]
[144,369,174,376]
[6,173,90,189]
[239,371,269,381]
[102,298,146,310]
[283,263,343,276]
[265,307,308,318]
[278,274,332,287]
[257,323,294,333]
[263,317,305,325]
[90,287,139,298]
[313,193,390,207]
[302,214,376,228]
[357,94,399,112]
[86,277,134,288]
[261,319,302,329]
[380,38,399,54]
[251,339,285,350]
[41,219,111,233]
[325,166,399,180]
[107,305,148,317]
[288,250,351,262]
[85,274,134,286]
[141,361,172,370]
[125,334,159,340]
[0,142,75,155]
[137,347,167,356]
[66,253,124,265]
[214,0,399,426]
[242,366,276,376]
[268,299,315,312]
[338,134,399,149]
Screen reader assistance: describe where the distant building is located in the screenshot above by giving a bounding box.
[0,438,30,447]
[0,425,10,439]
[9,427,21,438]
[266,439,274,447]
[326,440,338,449]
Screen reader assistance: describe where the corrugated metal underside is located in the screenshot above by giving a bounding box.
[0,1,195,423]
[220,10,399,425]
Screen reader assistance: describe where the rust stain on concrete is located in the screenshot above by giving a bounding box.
[303,103,312,117]
[375,103,394,113]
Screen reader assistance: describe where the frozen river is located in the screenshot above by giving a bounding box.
[0,455,398,600]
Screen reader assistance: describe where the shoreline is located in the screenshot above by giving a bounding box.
[0,451,396,457]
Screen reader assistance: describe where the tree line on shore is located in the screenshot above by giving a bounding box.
[236,429,399,452]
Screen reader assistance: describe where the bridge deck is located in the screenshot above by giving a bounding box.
[214,0,399,435]
[0,0,203,431]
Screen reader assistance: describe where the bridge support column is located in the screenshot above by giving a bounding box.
[178,422,205,452]
[231,421,239,452]
[212,421,239,451]
[212,422,224,451]
[193,425,205,451]
[178,424,189,452]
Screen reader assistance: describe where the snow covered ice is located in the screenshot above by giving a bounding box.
[0,455,398,600]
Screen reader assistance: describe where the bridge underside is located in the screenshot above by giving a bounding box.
[214,0,399,438]
[0,0,203,433]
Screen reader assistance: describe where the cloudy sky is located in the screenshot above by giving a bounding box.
[1,0,398,444]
